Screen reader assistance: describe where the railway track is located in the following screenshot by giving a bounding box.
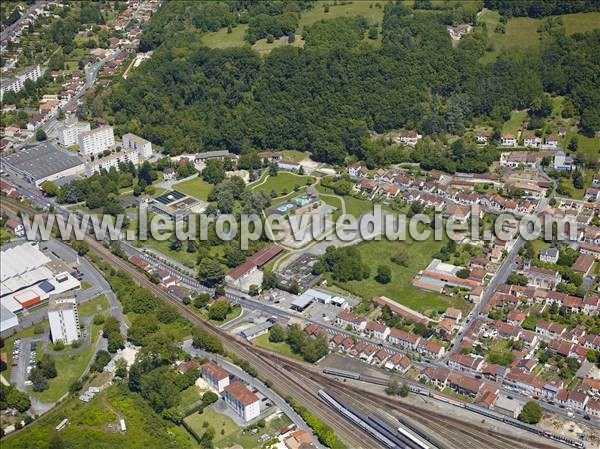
[2,200,565,448]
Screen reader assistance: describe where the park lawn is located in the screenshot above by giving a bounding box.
[174,385,204,416]
[252,333,304,361]
[30,322,102,403]
[201,23,249,48]
[77,294,110,317]
[319,193,344,221]
[479,10,600,64]
[142,236,198,268]
[501,110,528,135]
[252,172,315,197]
[561,131,599,164]
[3,385,196,449]
[282,150,310,162]
[328,238,458,314]
[184,406,291,449]
[299,1,386,28]
[173,177,214,201]
[315,184,374,218]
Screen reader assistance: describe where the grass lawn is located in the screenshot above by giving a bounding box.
[319,193,344,221]
[184,406,291,449]
[77,294,110,317]
[80,280,92,290]
[299,1,386,28]
[173,176,214,201]
[315,184,374,218]
[328,238,462,314]
[3,385,195,449]
[282,150,310,162]
[252,333,304,361]
[501,110,528,135]
[252,172,315,197]
[209,304,242,325]
[142,236,199,268]
[479,10,600,64]
[30,323,101,403]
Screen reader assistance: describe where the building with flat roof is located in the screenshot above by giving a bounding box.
[0,304,18,333]
[149,190,207,223]
[58,120,91,147]
[122,133,152,158]
[223,380,260,422]
[85,147,139,176]
[48,297,81,344]
[0,65,42,100]
[1,143,85,187]
[78,126,115,155]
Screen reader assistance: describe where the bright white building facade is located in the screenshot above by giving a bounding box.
[122,133,152,158]
[85,147,139,176]
[58,121,91,147]
[78,126,115,155]
[48,297,81,344]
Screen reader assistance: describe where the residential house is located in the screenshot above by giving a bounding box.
[524,266,561,289]
[500,135,517,147]
[535,320,566,339]
[448,353,485,372]
[384,353,411,373]
[336,310,367,332]
[388,328,421,351]
[201,361,230,392]
[365,320,390,340]
[539,247,559,264]
[545,134,559,148]
[223,380,260,422]
[416,339,445,359]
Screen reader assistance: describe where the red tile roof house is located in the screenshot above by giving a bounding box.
[556,389,589,411]
[364,320,390,341]
[355,178,378,194]
[446,371,485,398]
[5,218,24,237]
[329,334,345,350]
[585,398,600,419]
[583,334,600,351]
[371,349,390,366]
[517,330,539,348]
[178,359,200,375]
[385,353,411,373]
[506,309,528,326]
[201,361,230,392]
[336,310,367,332]
[444,307,463,322]
[447,353,485,372]
[416,339,445,359]
[420,366,451,389]
[535,320,566,339]
[388,328,421,351]
[349,341,367,358]
[359,343,377,362]
[524,266,562,289]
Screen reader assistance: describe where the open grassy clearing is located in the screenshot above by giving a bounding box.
[299,1,386,28]
[315,184,374,218]
[252,172,315,197]
[478,10,600,64]
[501,110,527,135]
[184,406,291,449]
[327,237,464,314]
[3,385,196,449]
[252,333,304,361]
[172,176,213,201]
[282,150,310,162]
[77,294,110,317]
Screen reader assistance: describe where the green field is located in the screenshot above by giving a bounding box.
[252,333,303,361]
[31,323,101,403]
[3,385,195,449]
[200,1,387,52]
[299,1,386,28]
[328,238,463,314]
[252,172,315,197]
[184,406,291,449]
[173,177,214,201]
[501,110,527,134]
[282,150,310,162]
[479,10,600,64]
[77,294,110,317]
[315,184,374,218]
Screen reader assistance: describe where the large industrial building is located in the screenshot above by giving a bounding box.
[150,190,207,223]
[78,125,115,155]
[0,242,81,333]
[1,143,85,187]
[48,297,81,344]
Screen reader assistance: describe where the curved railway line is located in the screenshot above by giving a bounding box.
[2,200,567,449]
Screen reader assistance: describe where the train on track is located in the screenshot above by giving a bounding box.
[318,389,434,449]
[321,369,584,449]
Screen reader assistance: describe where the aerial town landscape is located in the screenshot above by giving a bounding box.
[0,1,599,449]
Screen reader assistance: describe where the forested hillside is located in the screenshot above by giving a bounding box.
[92,1,600,167]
